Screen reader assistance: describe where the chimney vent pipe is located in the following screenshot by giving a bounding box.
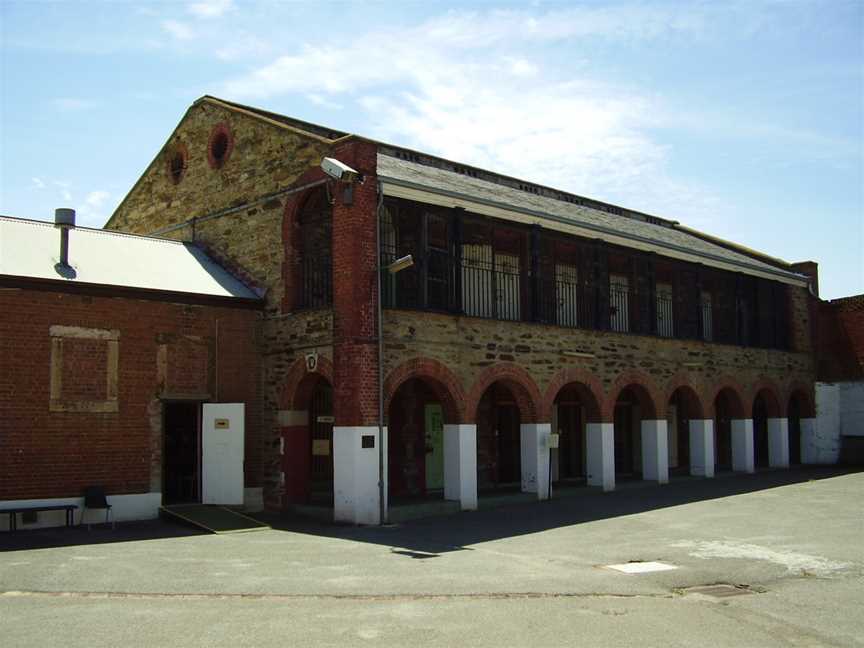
[55,208,76,267]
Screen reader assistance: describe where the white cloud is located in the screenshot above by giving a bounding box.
[85,190,110,208]
[161,20,195,41]
[77,190,114,227]
[31,177,46,190]
[219,8,726,219]
[187,0,233,19]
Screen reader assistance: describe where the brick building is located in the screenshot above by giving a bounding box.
[3,95,826,527]
[0,214,262,528]
[813,294,864,463]
[96,95,823,525]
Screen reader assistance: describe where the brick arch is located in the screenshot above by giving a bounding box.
[709,376,747,419]
[384,357,467,424]
[279,355,335,411]
[786,380,816,418]
[541,366,604,423]
[604,370,663,420]
[466,363,542,424]
[664,373,707,420]
[281,168,331,313]
[750,377,783,418]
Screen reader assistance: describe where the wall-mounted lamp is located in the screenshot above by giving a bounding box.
[386,255,414,274]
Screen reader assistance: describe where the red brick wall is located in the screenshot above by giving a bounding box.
[817,295,864,381]
[330,139,380,427]
[0,288,261,501]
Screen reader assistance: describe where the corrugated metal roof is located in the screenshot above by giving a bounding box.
[0,216,260,300]
[377,154,806,284]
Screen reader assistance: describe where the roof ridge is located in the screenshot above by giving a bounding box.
[1,215,186,246]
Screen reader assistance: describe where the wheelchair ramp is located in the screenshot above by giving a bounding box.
[161,504,270,534]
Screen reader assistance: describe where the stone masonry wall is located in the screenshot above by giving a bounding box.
[383,289,816,423]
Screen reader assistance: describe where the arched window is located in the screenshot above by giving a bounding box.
[298,188,332,308]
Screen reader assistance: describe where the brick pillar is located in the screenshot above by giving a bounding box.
[731,418,755,473]
[587,422,615,491]
[443,424,477,510]
[640,419,669,484]
[329,140,381,524]
[521,422,551,500]
[768,418,790,468]
[688,419,715,477]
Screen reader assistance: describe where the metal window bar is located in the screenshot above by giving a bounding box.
[301,255,332,308]
[609,279,630,333]
[701,292,713,342]
[655,286,674,338]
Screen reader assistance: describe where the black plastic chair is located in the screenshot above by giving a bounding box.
[83,486,114,530]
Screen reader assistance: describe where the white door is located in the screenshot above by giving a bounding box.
[202,403,245,505]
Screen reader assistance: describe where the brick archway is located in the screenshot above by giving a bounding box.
[750,378,783,418]
[279,355,335,411]
[664,373,707,420]
[786,380,816,418]
[383,357,467,424]
[604,370,663,420]
[466,363,542,423]
[281,168,331,313]
[708,377,747,419]
[542,367,604,423]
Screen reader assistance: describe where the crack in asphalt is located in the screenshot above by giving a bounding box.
[1,589,675,602]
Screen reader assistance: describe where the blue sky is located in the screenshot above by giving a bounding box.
[1,0,861,299]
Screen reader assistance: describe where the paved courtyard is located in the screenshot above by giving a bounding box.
[1,467,862,647]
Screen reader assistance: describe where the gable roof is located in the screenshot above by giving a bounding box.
[0,215,261,303]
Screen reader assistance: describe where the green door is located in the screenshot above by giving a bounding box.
[425,404,444,491]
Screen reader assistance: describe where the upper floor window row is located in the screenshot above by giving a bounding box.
[380,197,791,351]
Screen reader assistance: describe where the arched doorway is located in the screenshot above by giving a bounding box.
[477,383,522,491]
[668,386,704,475]
[551,383,602,484]
[752,389,780,469]
[387,378,447,501]
[307,379,334,505]
[713,388,743,470]
[612,385,657,480]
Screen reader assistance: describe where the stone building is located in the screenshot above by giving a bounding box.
[0,213,261,528]
[95,95,822,525]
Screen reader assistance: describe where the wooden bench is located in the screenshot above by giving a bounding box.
[0,504,78,531]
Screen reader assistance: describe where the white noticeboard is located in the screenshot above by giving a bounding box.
[202,403,245,505]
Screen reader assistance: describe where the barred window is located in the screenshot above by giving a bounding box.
[298,188,332,309]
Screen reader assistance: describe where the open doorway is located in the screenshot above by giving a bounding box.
[163,401,201,504]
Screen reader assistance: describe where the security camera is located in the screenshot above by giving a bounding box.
[320,157,361,183]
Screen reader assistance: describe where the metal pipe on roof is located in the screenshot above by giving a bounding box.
[54,208,76,269]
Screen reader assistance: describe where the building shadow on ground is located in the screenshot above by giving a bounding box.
[258,466,862,556]
[0,517,207,553]
[1,466,859,555]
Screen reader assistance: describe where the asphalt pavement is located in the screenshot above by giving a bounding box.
[1,466,862,647]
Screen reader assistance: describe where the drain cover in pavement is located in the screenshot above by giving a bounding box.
[604,561,678,574]
[683,584,754,598]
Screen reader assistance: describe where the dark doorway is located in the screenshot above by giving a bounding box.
[788,397,802,465]
[388,379,445,500]
[477,384,522,490]
[556,390,584,481]
[309,380,334,505]
[753,395,770,468]
[614,394,637,477]
[163,401,200,504]
[714,392,734,470]
[669,391,691,475]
